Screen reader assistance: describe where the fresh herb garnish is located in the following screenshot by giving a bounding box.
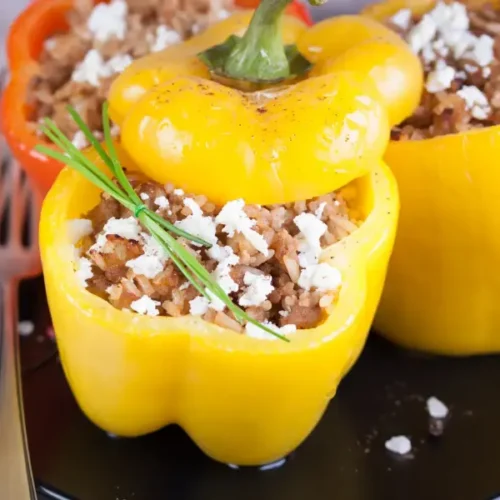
[35,104,289,342]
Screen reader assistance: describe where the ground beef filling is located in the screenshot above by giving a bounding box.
[74,176,358,336]
[388,1,500,140]
[28,0,233,146]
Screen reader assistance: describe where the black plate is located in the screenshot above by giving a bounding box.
[19,277,500,500]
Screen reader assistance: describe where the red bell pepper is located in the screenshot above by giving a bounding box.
[1,0,312,196]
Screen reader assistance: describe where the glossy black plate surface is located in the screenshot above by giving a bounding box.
[19,277,500,500]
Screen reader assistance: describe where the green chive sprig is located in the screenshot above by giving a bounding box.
[35,104,289,342]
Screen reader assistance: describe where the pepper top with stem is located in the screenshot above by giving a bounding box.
[108,1,421,206]
[199,0,324,84]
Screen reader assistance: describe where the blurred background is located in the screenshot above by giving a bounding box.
[0,0,371,70]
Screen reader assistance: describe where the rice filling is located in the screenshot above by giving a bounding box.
[72,175,359,337]
[387,1,500,139]
[28,0,235,142]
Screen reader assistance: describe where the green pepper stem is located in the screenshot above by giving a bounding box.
[198,0,324,84]
[223,0,293,81]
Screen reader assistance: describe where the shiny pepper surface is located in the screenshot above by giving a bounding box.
[109,12,422,205]
[40,144,399,465]
[364,0,500,355]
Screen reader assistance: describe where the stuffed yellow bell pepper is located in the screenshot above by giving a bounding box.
[363,0,500,356]
[39,0,419,466]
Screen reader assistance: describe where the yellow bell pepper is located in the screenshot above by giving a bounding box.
[364,0,500,355]
[38,0,408,466]
[40,144,398,466]
[108,7,422,206]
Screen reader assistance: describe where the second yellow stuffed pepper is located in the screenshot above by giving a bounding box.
[364,0,500,356]
[39,0,421,465]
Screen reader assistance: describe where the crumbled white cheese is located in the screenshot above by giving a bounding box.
[87,0,128,43]
[294,212,327,268]
[457,85,491,120]
[154,196,170,209]
[390,8,412,30]
[189,296,209,316]
[216,9,231,20]
[72,131,89,150]
[72,49,113,87]
[183,198,204,216]
[209,245,240,294]
[130,296,160,316]
[18,321,35,337]
[106,217,142,240]
[75,257,93,287]
[385,436,412,455]
[67,219,93,244]
[150,25,182,52]
[107,217,141,240]
[464,34,494,67]
[245,321,296,340]
[298,263,342,292]
[425,62,455,93]
[44,38,57,51]
[141,232,169,261]
[421,45,437,65]
[432,38,449,58]
[190,290,226,314]
[427,396,449,419]
[216,199,269,256]
[173,189,184,196]
[140,193,150,201]
[90,217,142,252]
[408,15,437,54]
[175,198,218,245]
[315,202,327,219]
[405,1,494,84]
[207,244,233,263]
[214,270,239,295]
[451,31,476,59]
[125,230,169,279]
[483,67,492,78]
[106,53,133,73]
[206,290,226,311]
[239,272,274,307]
[72,50,131,87]
[126,255,164,279]
[429,1,469,32]
[464,63,478,74]
[406,2,475,63]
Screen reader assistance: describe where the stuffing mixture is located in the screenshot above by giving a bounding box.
[72,176,359,339]
[28,0,233,147]
[388,1,500,139]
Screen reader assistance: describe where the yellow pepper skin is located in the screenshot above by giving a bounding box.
[108,12,421,206]
[364,0,500,355]
[40,145,399,465]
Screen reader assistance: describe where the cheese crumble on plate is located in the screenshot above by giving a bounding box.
[426,396,449,419]
[385,435,412,456]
